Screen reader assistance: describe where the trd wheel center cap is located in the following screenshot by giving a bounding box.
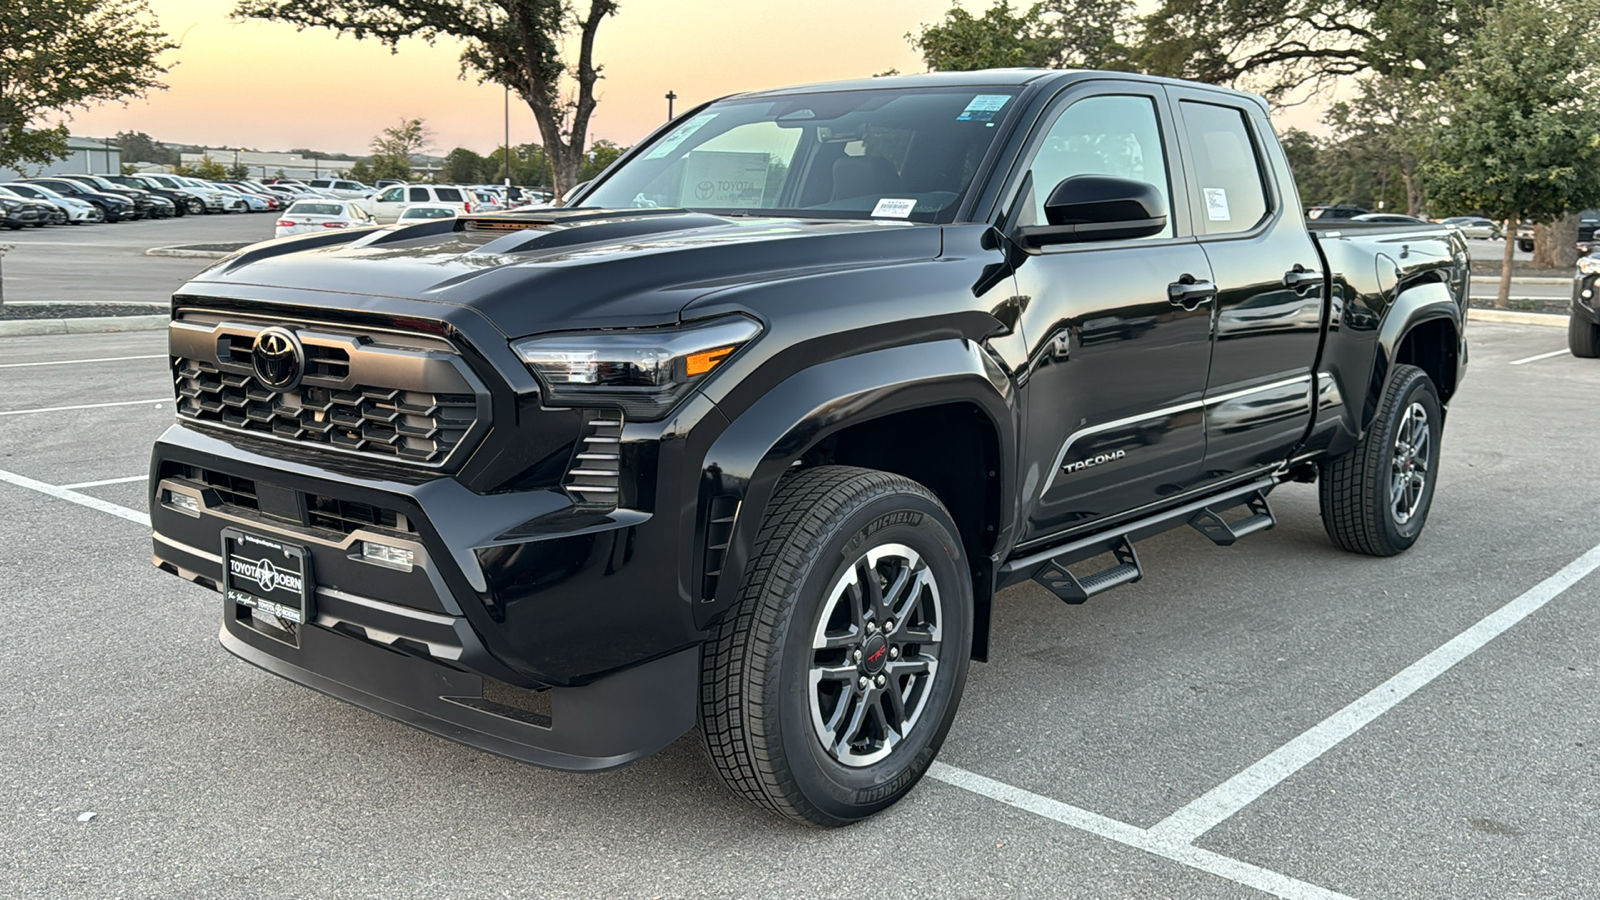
[861,635,890,675]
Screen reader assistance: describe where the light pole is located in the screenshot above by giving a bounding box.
[665,90,677,122]
[504,84,511,187]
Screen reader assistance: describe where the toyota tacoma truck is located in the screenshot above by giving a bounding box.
[148,69,1469,826]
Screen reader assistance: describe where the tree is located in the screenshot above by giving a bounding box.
[440,147,489,184]
[368,118,431,182]
[578,139,625,182]
[226,162,251,179]
[912,0,1136,71]
[234,0,618,196]
[115,130,179,166]
[185,154,227,180]
[487,143,552,186]
[1324,75,1434,217]
[346,159,374,183]
[1422,0,1600,306]
[0,0,178,172]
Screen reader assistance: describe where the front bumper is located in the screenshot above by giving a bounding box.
[149,422,702,771]
[1574,274,1600,324]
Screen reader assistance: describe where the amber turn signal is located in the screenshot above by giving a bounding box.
[685,345,738,377]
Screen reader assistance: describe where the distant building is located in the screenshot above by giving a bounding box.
[179,149,355,180]
[0,135,122,181]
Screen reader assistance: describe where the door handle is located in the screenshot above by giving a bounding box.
[1167,275,1217,310]
[1283,265,1322,291]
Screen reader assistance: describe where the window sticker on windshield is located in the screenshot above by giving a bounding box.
[1204,188,1231,221]
[871,198,917,218]
[957,94,1011,122]
[645,113,718,159]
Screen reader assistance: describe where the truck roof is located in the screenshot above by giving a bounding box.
[732,68,1269,113]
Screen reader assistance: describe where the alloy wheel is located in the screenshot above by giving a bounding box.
[1390,401,1431,525]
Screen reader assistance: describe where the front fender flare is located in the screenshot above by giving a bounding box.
[695,338,1016,627]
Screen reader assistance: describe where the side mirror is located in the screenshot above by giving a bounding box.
[1016,175,1168,247]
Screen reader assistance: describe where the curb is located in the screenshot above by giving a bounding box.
[1467,308,1568,327]
[1470,275,1570,285]
[145,247,232,259]
[0,314,168,337]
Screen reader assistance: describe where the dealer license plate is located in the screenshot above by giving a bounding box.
[222,528,313,625]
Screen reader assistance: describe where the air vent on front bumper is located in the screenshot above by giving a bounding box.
[169,317,489,468]
[563,412,622,507]
[165,463,415,535]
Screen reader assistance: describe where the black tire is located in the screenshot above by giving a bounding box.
[1570,312,1600,358]
[1319,364,1442,556]
[699,465,972,826]
[1518,239,1534,252]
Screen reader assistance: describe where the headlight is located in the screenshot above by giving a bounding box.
[1578,257,1600,276]
[0,199,18,211]
[512,316,762,419]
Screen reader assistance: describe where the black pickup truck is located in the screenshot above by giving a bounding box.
[148,69,1468,825]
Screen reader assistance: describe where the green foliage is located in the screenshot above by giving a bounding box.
[345,159,374,183]
[440,147,490,184]
[180,154,228,180]
[486,143,553,186]
[232,0,618,195]
[912,0,1136,71]
[578,139,625,182]
[0,0,177,172]
[1421,0,1600,223]
[368,118,431,183]
[115,130,179,166]
[225,162,251,179]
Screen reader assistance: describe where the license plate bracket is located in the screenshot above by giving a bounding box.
[222,528,314,631]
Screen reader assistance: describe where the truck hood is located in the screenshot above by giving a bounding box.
[184,209,943,337]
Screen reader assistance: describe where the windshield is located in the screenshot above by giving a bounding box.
[578,87,1021,223]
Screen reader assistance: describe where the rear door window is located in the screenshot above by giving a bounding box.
[434,188,463,202]
[1178,101,1270,236]
[408,187,429,202]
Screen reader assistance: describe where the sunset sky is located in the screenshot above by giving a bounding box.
[65,0,1321,158]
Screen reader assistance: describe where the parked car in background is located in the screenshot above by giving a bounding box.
[211,182,276,212]
[362,183,471,222]
[273,199,377,237]
[0,195,46,229]
[395,203,460,222]
[1352,213,1430,226]
[1570,253,1600,357]
[375,178,405,189]
[137,174,218,214]
[306,178,374,200]
[58,174,164,219]
[103,174,191,216]
[1439,216,1501,240]
[275,183,340,201]
[1307,205,1370,220]
[23,178,132,222]
[223,180,296,206]
[0,183,99,224]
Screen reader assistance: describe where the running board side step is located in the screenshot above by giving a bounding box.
[1187,490,1276,546]
[1003,476,1278,604]
[1033,537,1141,604]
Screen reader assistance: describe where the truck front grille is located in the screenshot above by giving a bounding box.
[170,316,488,468]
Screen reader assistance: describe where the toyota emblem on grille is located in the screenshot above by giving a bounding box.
[251,326,304,392]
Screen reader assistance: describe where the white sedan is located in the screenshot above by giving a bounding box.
[275,200,377,237]
[396,203,460,222]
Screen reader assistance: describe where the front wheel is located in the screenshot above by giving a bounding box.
[1319,364,1443,556]
[699,466,972,826]
[1571,312,1600,358]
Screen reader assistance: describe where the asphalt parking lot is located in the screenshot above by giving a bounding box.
[2,282,1597,895]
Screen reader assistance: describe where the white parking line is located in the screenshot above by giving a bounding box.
[1508,349,1569,366]
[0,398,167,417]
[0,468,150,526]
[928,764,1354,900]
[59,475,147,490]
[1149,540,1600,844]
[0,354,165,369]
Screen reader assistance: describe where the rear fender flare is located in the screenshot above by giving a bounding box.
[696,339,1016,630]
[1365,280,1462,430]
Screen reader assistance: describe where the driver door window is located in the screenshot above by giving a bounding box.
[1022,95,1173,239]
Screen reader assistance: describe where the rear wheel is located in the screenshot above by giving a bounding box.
[699,466,972,826]
[1570,312,1600,358]
[1319,364,1442,556]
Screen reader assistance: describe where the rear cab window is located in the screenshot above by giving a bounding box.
[1177,101,1271,236]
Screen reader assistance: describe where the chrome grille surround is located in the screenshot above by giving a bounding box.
[170,316,490,469]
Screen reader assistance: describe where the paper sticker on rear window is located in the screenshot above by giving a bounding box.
[872,198,917,218]
[645,113,718,159]
[1204,188,1231,221]
[957,95,1011,122]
